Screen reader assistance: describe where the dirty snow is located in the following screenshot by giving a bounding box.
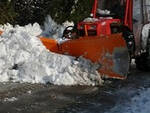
[0,23,102,86]
[141,23,150,49]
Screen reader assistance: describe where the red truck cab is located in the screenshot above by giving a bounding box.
[77,0,133,37]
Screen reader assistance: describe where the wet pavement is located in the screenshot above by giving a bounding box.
[0,67,150,113]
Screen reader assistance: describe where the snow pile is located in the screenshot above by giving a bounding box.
[0,23,42,36]
[0,23,102,86]
[141,23,150,49]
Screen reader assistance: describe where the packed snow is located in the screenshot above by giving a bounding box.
[0,22,103,86]
[105,88,150,113]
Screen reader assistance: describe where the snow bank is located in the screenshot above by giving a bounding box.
[0,23,102,86]
[141,23,150,49]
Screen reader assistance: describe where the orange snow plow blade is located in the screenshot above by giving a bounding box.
[40,37,59,53]
[40,34,129,79]
[0,30,129,79]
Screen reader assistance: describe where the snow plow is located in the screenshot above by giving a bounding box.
[0,0,148,80]
[40,0,135,79]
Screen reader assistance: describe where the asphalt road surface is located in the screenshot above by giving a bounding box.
[0,66,150,113]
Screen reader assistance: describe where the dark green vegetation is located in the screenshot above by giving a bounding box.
[0,0,93,26]
[0,0,17,25]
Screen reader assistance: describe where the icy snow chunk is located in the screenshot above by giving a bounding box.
[41,15,74,43]
[41,15,65,40]
[0,23,103,86]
